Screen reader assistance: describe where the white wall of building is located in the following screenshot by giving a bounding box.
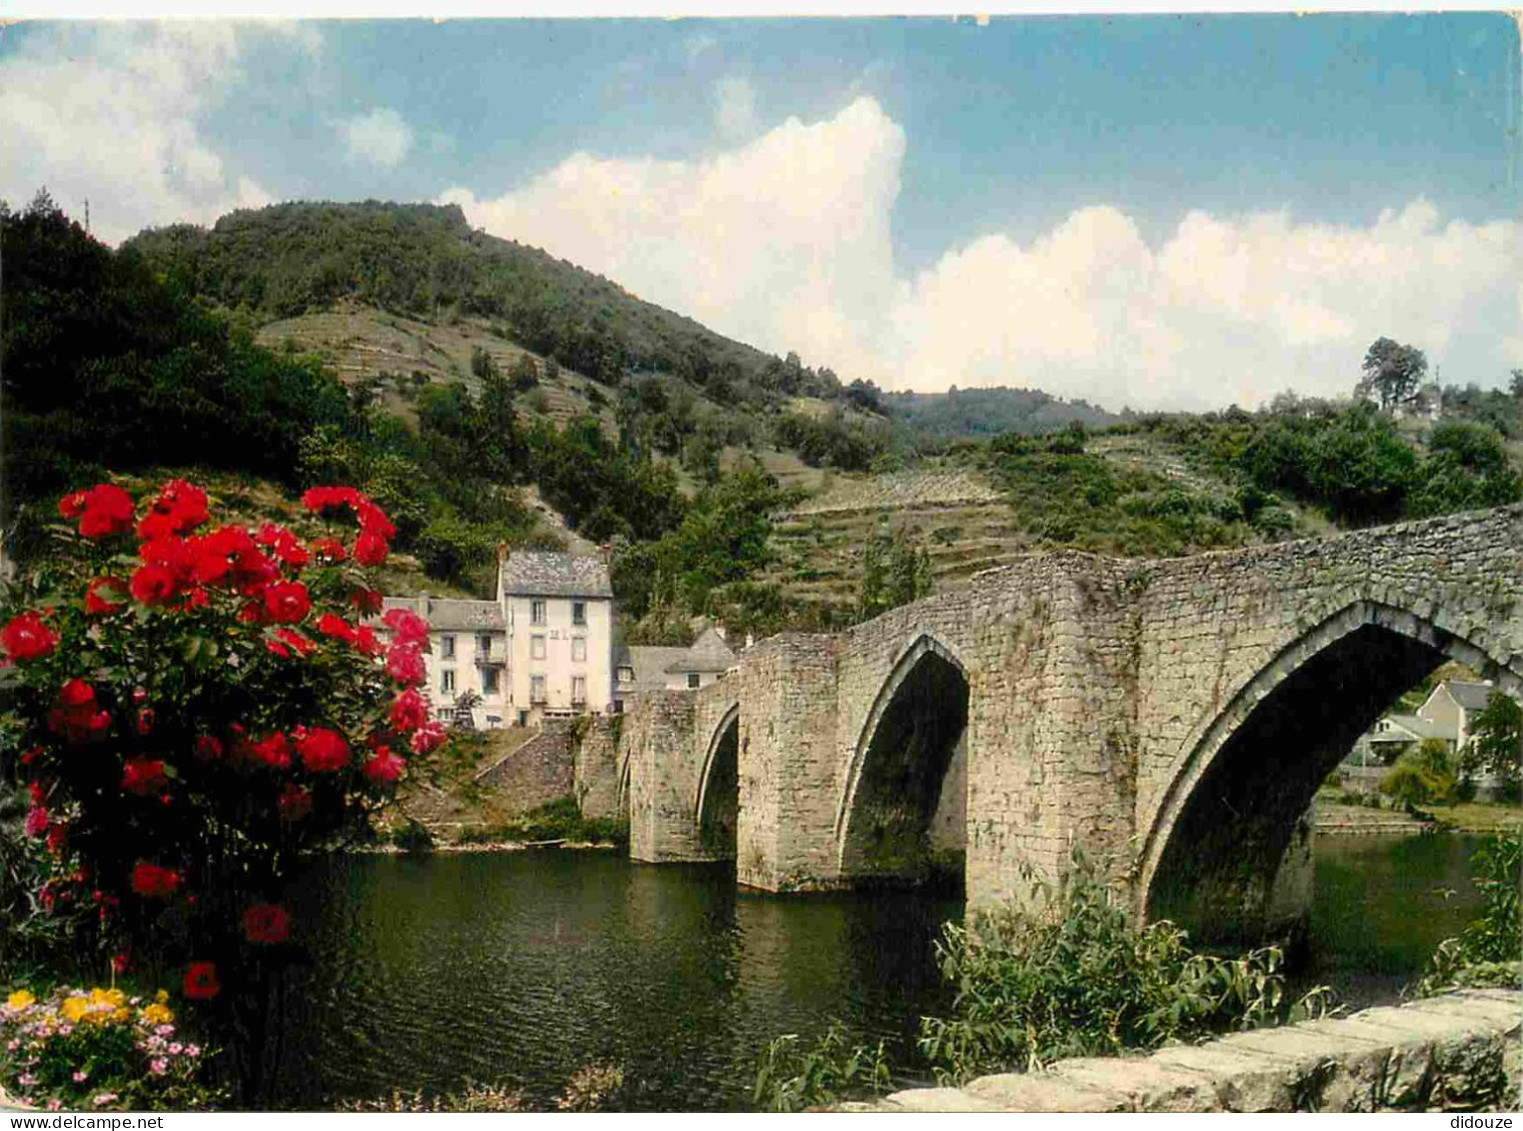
[504,593,613,721]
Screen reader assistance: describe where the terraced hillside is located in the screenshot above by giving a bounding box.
[759,434,1329,621]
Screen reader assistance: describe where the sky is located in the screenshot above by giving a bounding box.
[0,14,1518,411]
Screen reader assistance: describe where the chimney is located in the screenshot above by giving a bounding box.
[745,632,755,650]
[713,620,727,641]
[598,542,612,565]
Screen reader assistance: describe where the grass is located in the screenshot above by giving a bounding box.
[454,797,628,847]
[1428,800,1523,832]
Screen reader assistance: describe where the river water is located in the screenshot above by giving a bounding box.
[274,832,1486,1110]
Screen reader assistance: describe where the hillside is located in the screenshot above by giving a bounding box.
[882,386,1122,440]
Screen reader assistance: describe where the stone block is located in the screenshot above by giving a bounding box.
[963,1070,1129,1112]
[1218,1025,1391,1112]
[881,1087,1005,1112]
[1051,1055,1222,1112]
[1149,1041,1302,1111]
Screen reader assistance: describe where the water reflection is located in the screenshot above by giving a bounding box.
[271,834,1483,1110]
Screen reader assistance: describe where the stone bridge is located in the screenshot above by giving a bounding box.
[609,505,1523,938]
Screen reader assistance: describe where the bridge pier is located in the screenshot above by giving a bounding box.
[735,634,846,891]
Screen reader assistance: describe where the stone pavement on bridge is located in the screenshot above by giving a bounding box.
[859,989,1522,1112]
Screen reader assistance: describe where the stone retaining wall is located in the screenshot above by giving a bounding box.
[870,989,1521,1113]
[472,720,575,811]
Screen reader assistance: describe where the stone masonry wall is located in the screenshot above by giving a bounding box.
[575,716,622,821]
[869,989,1521,1113]
[473,720,575,812]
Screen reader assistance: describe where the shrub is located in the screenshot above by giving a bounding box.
[0,985,226,1110]
[1415,830,1522,996]
[556,1061,625,1111]
[753,1023,892,1112]
[916,850,1336,1083]
[0,479,443,1098]
[1379,740,1459,808]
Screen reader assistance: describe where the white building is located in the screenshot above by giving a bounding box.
[380,548,614,729]
[613,624,737,709]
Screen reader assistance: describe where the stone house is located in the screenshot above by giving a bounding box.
[380,549,614,729]
[613,623,737,711]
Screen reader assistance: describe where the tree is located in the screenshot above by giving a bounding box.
[1355,337,1428,411]
[859,528,932,620]
[1380,739,1459,808]
[1462,691,1522,792]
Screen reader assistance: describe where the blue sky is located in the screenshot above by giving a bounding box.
[1,14,1518,409]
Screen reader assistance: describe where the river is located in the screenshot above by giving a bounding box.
[274,832,1487,1110]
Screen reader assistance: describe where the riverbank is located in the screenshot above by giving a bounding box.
[355,837,621,855]
[1314,797,1522,836]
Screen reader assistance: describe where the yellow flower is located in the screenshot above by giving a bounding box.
[4,990,35,1010]
[111,1007,130,1024]
[140,1003,174,1026]
[154,989,169,1005]
[61,995,90,1023]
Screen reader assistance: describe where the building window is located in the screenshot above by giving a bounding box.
[486,715,501,728]
[477,632,492,659]
[687,672,701,689]
[572,675,586,705]
[531,634,546,660]
[572,637,587,663]
[530,675,546,704]
[440,634,455,659]
[441,669,455,694]
[531,599,546,625]
[572,601,586,626]
[482,668,499,694]
[617,666,634,682]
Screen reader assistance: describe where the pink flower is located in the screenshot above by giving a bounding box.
[361,747,406,785]
[149,1058,168,1076]
[409,720,448,756]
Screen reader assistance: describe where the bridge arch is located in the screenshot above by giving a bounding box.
[1139,598,1523,942]
[836,631,969,884]
[694,702,740,857]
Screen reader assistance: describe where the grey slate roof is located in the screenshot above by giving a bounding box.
[615,645,690,694]
[663,626,736,674]
[500,551,613,599]
[380,596,503,632]
[1369,713,1451,742]
[1443,680,1496,713]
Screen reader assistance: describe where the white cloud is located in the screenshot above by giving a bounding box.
[443,97,1523,410]
[337,107,414,168]
[713,76,757,140]
[0,22,282,245]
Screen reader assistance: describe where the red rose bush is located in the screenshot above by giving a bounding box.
[1,480,437,1038]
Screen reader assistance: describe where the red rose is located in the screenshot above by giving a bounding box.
[381,608,431,647]
[350,586,384,615]
[241,903,292,945]
[59,678,95,707]
[276,783,313,822]
[111,951,131,974]
[352,626,383,655]
[246,733,291,771]
[310,537,348,563]
[84,576,129,615]
[255,522,310,568]
[356,499,396,542]
[130,862,180,899]
[24,805,48,838]
[45,823,67,855]
[71,484,135,540]
[137,480,209,540]
[361,747,406,785]
[301,486,361,513]
[315,613,357,643]
[266,628,316,659]
[121,757,167,796]
[194,735,223,762]
[58,490,88,519]
[296,726,349,773]
[1,611,58,662]
[409,720,448,756]
[130,562,180,606]
[388,688,429,732]
[353,531,388,567]
[136,707,154,735]
[183,961,221,1000]
[385,645,426,686]
[262,581,311,624]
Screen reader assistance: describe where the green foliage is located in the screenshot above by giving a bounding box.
[858,528,932,620]
[1380,740,1460,808]
[983,431,1261,556]
[1415,830,1522,996]
[916,851,1337,1083]
[882,386,1119,441]
[774,410,893,472]
[1,195,350,555]
[456,797,628,848]
[753,1023,893,1112]
[1409,422,1523,517]
[1355,337,1428,410]
[1463,692,1523,790]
